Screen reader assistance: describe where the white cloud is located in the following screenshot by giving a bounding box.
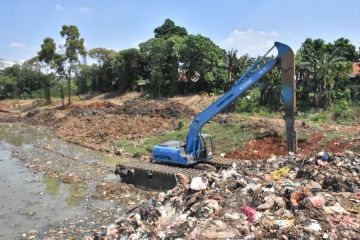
[79,7,89,13]
[8,42,26,49]
[55,4,64,11]
[222,28,279,56]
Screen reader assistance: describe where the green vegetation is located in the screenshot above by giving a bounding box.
[0,19,359,120]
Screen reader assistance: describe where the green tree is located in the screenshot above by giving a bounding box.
[154,18,187,39]
[38,38,58,103]
[0,67,18,98]
[75,64,97,94]
[332,37,357,62]
[88,48,116,91]
[140,38,168,96]
[180,34,227,94]
[88,48,116,65]
[225,50,254,84]
[111,48,144,92]
[140,35,186,97]
[0,63,44,99]
[226,49,239,83]
[59,25,86,105]
[297,38,352,108]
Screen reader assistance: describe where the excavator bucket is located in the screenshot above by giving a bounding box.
[275,42,298,153]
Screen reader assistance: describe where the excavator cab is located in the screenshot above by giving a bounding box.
[198,134,214,160]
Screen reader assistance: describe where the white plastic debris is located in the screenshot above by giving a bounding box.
[324,202,347,214]
[224,212,241,220]
[204,199,220,211]
[190,177,208,191]
[307,220,322,232]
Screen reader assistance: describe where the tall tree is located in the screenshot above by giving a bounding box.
[111,48,143,92]
[332,38,357,62]
[88,48,115,65]
[297,38,352,108]
[38,38,57,103]
[140,38,168,97]
[154,18,187,39]
[226,49,239,83]
[59,25,85,105]
[88,48,116,91]
[180,34,227,94]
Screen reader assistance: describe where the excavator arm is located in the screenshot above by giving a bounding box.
[185,42,297,158]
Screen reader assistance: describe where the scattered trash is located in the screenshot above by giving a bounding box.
[308,196,326,207]
[318,150,329,161]
[240,206,258,222]
[307,220,322,232]
[290,187,310,207]
[273,219,295,228]
[270,166,290,180]
[324,202,348,214]
[95,151,360,239]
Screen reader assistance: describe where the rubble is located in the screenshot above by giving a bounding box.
[93,151,360,239]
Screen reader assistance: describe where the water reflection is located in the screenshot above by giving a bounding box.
[43,176,61,196]
[65,183,86,207]
[43,176,87,207]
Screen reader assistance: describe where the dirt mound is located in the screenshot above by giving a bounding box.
[226,133,359,160]
[226,136,288,159]
[66,101,116,117]
[110,99,194,118]
[169,92,215,113]
[0,102,11,112]
[26,109,58,125]
[55,114,178,152]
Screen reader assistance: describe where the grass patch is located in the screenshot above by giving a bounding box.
[310,112,329,122]
[113,139,148,158]
[114,120,261,157]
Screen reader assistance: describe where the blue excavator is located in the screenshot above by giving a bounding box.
[151,42,297,166]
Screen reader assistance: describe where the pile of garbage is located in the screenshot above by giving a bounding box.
[93,151,360,239]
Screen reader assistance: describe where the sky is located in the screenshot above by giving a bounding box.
[1,0,359,62]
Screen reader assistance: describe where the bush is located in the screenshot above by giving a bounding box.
[235,98,257,113]
[332,100,353,123]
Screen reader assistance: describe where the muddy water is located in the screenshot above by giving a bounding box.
[0,123,137,239]
[0,142,112,239]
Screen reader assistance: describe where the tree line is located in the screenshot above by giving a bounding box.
[1,19,359,111]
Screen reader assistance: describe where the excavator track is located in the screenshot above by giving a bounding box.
[115,156,238,190]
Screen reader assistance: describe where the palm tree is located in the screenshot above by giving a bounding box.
[226,49,239,83]
[300,48,348,107]
[226,50,254,84]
